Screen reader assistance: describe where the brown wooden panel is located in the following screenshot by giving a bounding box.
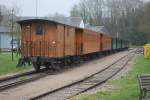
[64,27,76,56]
[21,23,32,57]
[75,29,83,55]
[57,25,65,57]
[21,21,75,58]
[31,22,44,56]
[21,20,112,58]
[44,22,57,57]
[22,22,58,58]
[101,35,112,51]
[82,29,100,54]
[100,34,103,51]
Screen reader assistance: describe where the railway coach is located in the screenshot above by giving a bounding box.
[17,18,128,71]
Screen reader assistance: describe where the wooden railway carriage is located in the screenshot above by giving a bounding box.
[75,28,112,56]
[112,38,117,50]
[117,39,122,49]
[86,26,113,52]
[18,19,76,70]
[112,38,129,50]
[17,18,128,71]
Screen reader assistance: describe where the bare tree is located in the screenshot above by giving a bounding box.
[139,1,150,41]
[70,4,81,17]
[70,0,147,45]
[70,0,104,25]
[0,6,2,24]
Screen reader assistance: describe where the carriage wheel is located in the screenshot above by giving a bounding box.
[32,62,40,72]
[50,62,61,71]
[45,63,51,70]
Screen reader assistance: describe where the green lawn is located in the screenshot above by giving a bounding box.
[0,53,32,75]
[76,55,150,100]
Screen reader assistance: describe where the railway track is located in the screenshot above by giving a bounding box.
[0,51,130,93]
[30,50,135,100]
[0,69,52,91]
[0,69,36,82]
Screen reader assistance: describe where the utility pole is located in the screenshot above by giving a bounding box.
[117,32,119,38]
[0,33,1,53]
[36,0,38,17]
[0,7,1,53]
[11,9,14,61]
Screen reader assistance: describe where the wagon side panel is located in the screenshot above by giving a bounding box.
[100,34,103,51]
[44,22,57,57]
[57,25,65,57]
[21,23,32,57]
[102,35,112,51]
[64,27,76,56]
[31,22,45,57]
[83,30,100,54]
[75,29,83,55]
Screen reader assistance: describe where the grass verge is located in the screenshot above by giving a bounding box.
[76,55,150,100]
[0,53,32,76]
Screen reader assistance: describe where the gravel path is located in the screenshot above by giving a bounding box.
[76,53,137,97]
[0,51,130,100]
[34,52,134,100]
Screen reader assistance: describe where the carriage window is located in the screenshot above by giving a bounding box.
[26,25,30,29]
[25,24,30,31]
[36,23,43,35]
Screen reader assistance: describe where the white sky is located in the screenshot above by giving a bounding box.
[0,0,80,17]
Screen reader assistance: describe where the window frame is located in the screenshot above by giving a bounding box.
[36,22,44,35]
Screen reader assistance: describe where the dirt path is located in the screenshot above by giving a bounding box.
[0,51,131,100]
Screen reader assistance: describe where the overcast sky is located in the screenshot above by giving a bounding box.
[0,0,80,17]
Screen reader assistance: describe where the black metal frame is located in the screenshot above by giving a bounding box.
[138,75,150,100]
[17,45,128,72]
[29,49,115,71]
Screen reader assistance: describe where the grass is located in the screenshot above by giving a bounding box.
[0,53,32,75]
[75,55,150,100]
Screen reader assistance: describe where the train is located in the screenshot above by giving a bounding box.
[17,18,129,71]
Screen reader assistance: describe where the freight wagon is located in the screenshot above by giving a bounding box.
[17,18,128,71]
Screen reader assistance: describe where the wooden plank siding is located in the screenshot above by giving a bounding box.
[57,25,65,57]
[20,20,112,59]
[30,22,57,57]
[101,35,112,51]
[21,21,76,58]
[21,23,32,57]
[75,29,83,55]
[57,25,76,57]
[64,26,76,56]
[82,29,100,54]
[44,22,57,57]
[21,22,57,58]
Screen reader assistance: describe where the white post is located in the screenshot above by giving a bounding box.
[11,9,14,61]
[117,32,119,38]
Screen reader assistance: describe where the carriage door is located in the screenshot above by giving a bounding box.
[64,27,71,56]
[64,27,75,56]
[22,23,32,57]
[76,29,83,55]
[35,22,44,57]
